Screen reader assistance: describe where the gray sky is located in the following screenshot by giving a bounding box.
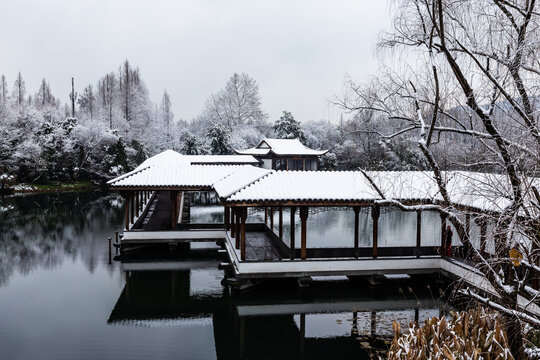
[1,0,391,123]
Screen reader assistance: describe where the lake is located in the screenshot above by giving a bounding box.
[0,191,449,360]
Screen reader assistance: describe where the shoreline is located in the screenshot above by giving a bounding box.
[3,181,104,195]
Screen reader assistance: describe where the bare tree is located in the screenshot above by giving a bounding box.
[204,72,267,128]
[339,1,540,358]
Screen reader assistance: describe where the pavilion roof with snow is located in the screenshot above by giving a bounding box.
[107,149,539,215]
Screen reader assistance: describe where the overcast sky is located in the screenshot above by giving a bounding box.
[1,0,391,123]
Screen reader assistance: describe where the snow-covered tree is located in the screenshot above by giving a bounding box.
[78,84,96,120]
[11,72,25,107]
[160,89,173,148]
[206,123,232,155]
[272,111,306,142]
[339,1,540,358]
[203,72,267,128]
[181,132,206,155]
[0,75,8,105]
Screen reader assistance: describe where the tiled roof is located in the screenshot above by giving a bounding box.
[235,138,328,156]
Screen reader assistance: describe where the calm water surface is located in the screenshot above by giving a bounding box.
[0,191,449,360]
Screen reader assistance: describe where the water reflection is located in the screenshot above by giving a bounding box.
[0,191,124,287]
[0,192,451,360]
[108,262,448,359]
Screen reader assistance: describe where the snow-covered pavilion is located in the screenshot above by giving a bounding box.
[234,138,328,170]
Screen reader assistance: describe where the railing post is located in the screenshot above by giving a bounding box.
[108,237,112,264]
[371,205,379,259]
[300,207,309,260]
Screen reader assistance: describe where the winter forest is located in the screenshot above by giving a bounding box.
[0,58,438,184]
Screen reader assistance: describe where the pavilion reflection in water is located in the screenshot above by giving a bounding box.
[107,258,447,360]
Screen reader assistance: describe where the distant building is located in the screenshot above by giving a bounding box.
[234,138,328,171]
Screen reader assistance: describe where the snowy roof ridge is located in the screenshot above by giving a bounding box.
[213,166,274,199]
[235,138,328,156]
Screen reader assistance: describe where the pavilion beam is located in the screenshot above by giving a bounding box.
[416,210,422,258]
[353,207,360,259]
[371,205,379,259]
[440,213,447,259]
[290,207,296,260]
[279,207,283,239]
[240,208,247,261]
[300,207,309,260]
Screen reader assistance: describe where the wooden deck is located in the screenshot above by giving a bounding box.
[243,231,282,261]
[133,191,173,231]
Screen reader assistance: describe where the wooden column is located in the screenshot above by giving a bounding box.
[479,217,487,257]
[235,210,241,249]
[300,207,309,260]
[224,206,230,230]
[353,207,360,259]
[130,191,135,225]
[135,191,140,217]
[278,207,283,239]
[170,191,178,230]
[440,212,447,259]
[290,207,296,260]
[231,208,236,238]
[264,207,268,225]
[465,213,471,258]
[371,205,380,259]
[270,207,274,231]
[240,208,247,261]
[123,192,130,230]
[139,191,142,212]
[416,210,422,258]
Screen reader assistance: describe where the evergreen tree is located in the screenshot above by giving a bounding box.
[272,111,306,142]
[207,123,232,155]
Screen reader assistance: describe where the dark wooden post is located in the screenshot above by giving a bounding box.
[300,207,309,260]
[371,205,380,259]
[270,207,274,231]
[224,206,230,230]
[279,207,283,239]
[135,191,139,214]
[170,190,179,230]
[130,191,135,225]
[123,192,130,230]
[231,208,236,238]
[465,213,471,258]
[479,217,487,258]
[139,191,142,212]
[353,207,360,259]
[240,208,247,261]
[290,206,296,260]
[264,206,268,225]
[235,210,241,249]
[440,212,447,259]
[416,210,422,258]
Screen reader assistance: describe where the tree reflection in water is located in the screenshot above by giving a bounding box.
[0,191,124,286]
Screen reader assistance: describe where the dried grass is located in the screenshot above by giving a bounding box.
[385,307,514,360]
